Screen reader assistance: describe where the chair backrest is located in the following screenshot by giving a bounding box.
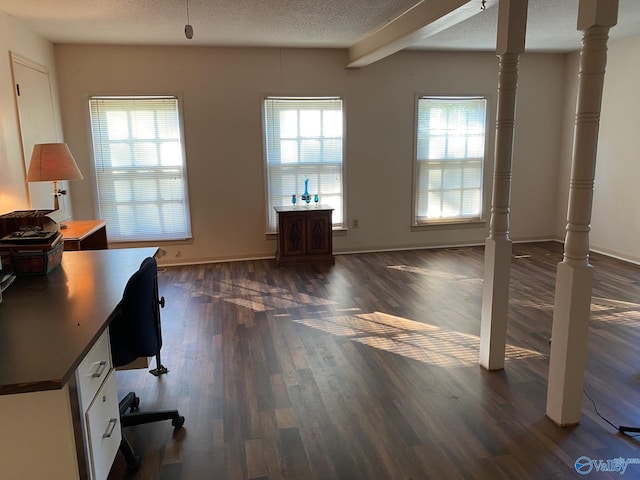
[109,256,162,368]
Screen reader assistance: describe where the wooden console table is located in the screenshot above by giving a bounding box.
[61,220,108,251]
[275,205,334,266]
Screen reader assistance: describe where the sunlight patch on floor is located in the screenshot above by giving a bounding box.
[387,265,480,282]
[201,279,337,311]
[294,311,542,368]
[509,298,554,310]
[591,297,640,327]
[507,296,640,328]
[225,294,307,311]
[591,296,640,310]
[592,310,640,326]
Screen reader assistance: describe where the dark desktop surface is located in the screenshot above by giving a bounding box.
[0,247,157,395]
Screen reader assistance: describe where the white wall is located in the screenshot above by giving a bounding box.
[0,11,62,213]
[590,36,640,264]
[511,53,567,241]
[54,45,567,265]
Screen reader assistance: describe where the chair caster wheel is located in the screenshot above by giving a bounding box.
[126,455,142,472]
[172,416,185,429]
[130,395,140,412]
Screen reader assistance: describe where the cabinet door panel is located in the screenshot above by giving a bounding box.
[306,214,331,255]
[281,214,306,256]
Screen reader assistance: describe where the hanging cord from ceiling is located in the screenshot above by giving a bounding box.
[185,0,194,39]
[481,0,486,10]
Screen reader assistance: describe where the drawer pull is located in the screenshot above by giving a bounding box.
[92,360,108,378]
[103,418,118,438]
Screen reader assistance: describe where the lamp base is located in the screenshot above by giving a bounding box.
[52,180,60,211]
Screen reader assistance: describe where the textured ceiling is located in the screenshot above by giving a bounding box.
[0,0,639,53]
[414,0,640,52]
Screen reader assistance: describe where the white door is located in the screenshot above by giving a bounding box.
[11,53,59,210]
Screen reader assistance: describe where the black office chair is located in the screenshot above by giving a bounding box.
[109,256,185,471]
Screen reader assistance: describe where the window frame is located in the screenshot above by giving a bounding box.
[411,94,489,228]
[87,93,192,243]
[261,95,346,234]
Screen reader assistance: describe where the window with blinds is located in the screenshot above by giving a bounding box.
[263,96,344,232]
[413,96,487,225]
[88,96,191,242]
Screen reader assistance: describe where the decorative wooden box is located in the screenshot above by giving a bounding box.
[0,232,64,276]
[11,241,64,276]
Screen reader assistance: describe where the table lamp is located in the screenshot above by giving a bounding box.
[26,143,84,210]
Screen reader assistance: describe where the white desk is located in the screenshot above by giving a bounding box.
[0,247,158,480]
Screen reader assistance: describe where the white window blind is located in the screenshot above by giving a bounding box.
[414,96,487,225]
[264,97,344,232]
[89,96,191,242]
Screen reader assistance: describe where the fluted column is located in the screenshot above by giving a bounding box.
[479,0,527,370]
[546,0,618,426]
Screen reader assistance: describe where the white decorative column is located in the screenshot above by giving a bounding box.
[479,0,528,370]
[546,0,618,426]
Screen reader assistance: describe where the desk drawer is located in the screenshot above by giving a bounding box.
[76,330,112,412]
[86,369,121,480]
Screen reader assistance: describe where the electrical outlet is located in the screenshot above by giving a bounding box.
[352,219,359,229]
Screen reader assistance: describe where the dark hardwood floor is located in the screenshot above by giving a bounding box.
[108,241,640,479]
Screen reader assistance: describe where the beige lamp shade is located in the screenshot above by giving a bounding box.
[27,143,84,182]
[27,143,84,211]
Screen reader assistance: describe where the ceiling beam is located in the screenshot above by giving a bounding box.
[346,0,498,68]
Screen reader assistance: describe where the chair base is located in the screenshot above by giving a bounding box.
[119,392,185,472]
[150,364,169,377]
